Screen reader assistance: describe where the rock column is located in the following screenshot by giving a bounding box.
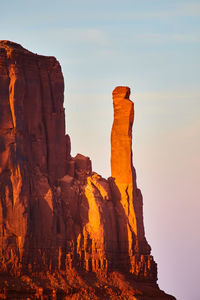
[111,87,138,260]
[111,86,152,272]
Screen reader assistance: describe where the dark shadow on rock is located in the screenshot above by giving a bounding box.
[107,177,131,273]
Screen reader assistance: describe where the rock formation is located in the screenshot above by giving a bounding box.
[111,87,151,269]
[0,41,175,299]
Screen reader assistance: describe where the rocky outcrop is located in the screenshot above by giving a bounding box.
[111,86,152,271]
[0,40,67,275]
[0,41,175,299]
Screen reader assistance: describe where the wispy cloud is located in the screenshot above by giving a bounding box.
[101,2,200,21]
[139,3,200,18]
[135,90,200,102]
[58,28,109,46]
[181,2,200,16]
[135,32,200,43]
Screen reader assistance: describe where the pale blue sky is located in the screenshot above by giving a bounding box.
[1,1,200,299]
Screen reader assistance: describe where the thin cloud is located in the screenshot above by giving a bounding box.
[136,91,200,100]
[61,28,109,46]
[100,2,200,21]
[140,3,200,18]
[135,32,200,43]
[181,2,200,16]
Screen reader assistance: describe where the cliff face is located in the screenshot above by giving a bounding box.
[0,40,67,274]
[0,41,175,299]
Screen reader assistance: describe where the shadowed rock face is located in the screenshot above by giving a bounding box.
[0,41,175,299]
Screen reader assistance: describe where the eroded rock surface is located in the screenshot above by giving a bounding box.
[111,86,152,272]
[0,41,175,299]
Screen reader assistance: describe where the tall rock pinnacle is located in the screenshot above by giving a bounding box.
[111,86,151,270]
[0,41,175,299]
[111,86,133,184]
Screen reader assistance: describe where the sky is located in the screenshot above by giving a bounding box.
[1,1,200,299]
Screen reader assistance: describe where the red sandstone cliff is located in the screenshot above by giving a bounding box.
[0,41,175,299]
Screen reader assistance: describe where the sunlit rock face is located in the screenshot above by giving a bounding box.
[0,40,66,274]
[0,41,175,299]
[111,86,153,272]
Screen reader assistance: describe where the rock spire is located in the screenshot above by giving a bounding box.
[111,86,151,267]
[0,41,175,299]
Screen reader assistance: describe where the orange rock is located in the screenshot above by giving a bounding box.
[0,40,67,273]
[0,42,175,299]
[111,86,152,271]
[111,86,133,184]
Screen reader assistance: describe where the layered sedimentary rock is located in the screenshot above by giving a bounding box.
[0,41,175,299]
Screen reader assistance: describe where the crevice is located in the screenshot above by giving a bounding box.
[36,57,50,184]
[47,67,56,113]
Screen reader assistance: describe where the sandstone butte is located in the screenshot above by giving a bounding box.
[0,41,175,299]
